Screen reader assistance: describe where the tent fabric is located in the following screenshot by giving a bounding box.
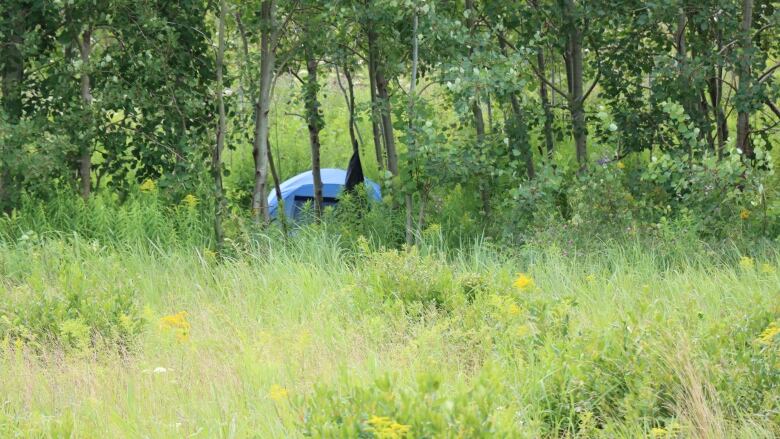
[268,168,381,219]
[344,151,364,193]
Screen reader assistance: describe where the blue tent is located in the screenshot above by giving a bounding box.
[268,168,381,220]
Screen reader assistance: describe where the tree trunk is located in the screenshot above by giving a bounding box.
[530,0,554,161]
[376,67,397,176]
[405,10,419,246]
[266,136,288,235]
[213,0,228,253]
[561,0,587,170]
[251,0,276,224]
[509,94,535,179]
[736,0,753,158]
[78,27,93,199]
[538,48,555,161]
[485,93,494,132]
[709,29,728,161]
[343,68,360,154]
[466,0,490,214]
[367,26,385,171]
[304,45,324,220]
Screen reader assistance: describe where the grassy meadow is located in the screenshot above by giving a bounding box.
[1,227,779,438]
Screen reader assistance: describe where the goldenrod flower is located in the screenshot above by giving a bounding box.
[760,263,775,275]
[739,256,755,270]
[182,194,198,209]
[366,415,411,438]
[203,248,217,260]
[651,427,668,437]
[513,273,534,290]
[616,161,626,170]
[515,324,531,338]
[757,322,780,345]
[740,209,750,220]
[160,311,190,343]
[139,179,157,193]
[268,384,289,402]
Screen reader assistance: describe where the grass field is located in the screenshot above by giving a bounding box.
[1,232,779,438]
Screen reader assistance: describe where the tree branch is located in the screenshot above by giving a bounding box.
[758,61,780,84]
[765,98,780,120]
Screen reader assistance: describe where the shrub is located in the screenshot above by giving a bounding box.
[361,246,461,314]
[0,251,146,353]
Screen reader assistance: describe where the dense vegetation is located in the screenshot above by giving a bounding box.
[2,0,779,245]
[1,0,780,437]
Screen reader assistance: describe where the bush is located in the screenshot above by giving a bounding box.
[361,246,461,315]
[0,244,146,353]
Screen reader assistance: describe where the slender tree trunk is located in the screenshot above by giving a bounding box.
[530,0,554,161]
[417,187,428,232]
[710,30,728,161]
[343,68,360,154]
[376,68,398,175]
[538,48,555,161]
[78,27,93,199]
[472,101,490,214]
[304,45,324,220]
[471,100,486,142]
[699,88,715,152]
[736,0,753,158]
[213,0,228,252]
[485,93,494,132]
[367,27,385,171]
[561,0,587,169]
[466,0,491,214]
[674,9,694,164]
[509,94,535,179]
[405,10,419,246]
[251,0,276,224]
[266,136,288,235]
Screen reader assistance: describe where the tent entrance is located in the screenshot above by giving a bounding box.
[292,195,339,219]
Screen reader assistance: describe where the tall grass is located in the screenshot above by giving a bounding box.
[1,225,778,437]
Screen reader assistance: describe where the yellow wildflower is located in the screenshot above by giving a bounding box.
[757,322,780,345]
[616,161,626,170]
[651,427,668,437]
[513,273,534,291]
[515,324,531,338]
[508,303,522,316]
[760,263,775,275]
[203,248,217,260]
[366,415,411,439]
[160,311,190,343]
[268,384,289,402]
[585,274,596,283]
[182,194,198,209]
[139,178,157,193]
[740,209,750,220]
[739,256,755,270]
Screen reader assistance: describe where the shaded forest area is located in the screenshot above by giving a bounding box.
[1,0,779,249]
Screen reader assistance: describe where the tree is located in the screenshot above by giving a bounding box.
[736,0,753,157]
[250,0,278,224]
[213,0,228,252]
